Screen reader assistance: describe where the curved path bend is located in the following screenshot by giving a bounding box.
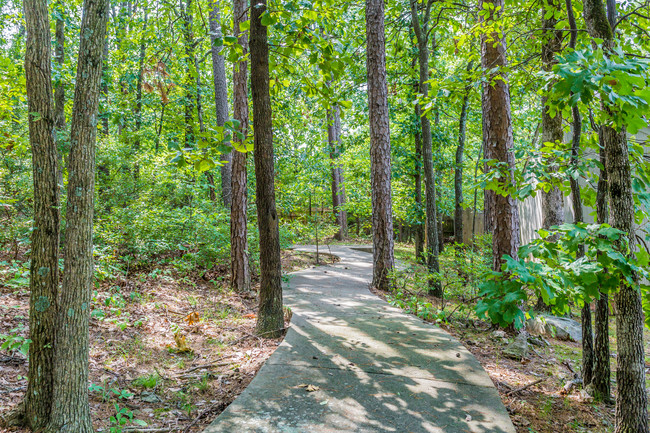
[205,245,515,433]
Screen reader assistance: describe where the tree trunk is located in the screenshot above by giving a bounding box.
[367,0,395,291]
[593,142,612,401]
[540,0,565,235]
[14,0,61,428]
[133,7,147,186]
[607,124,648,433]
[454,61,472,245]
[230,0,251,291]
[44,0,108,431]
[54,7,66,190]
[582,0,648,430]
[98,25,110,193]
[573,106,595,386]
[587,0,647,430]
[414,105,424,261]
[562,0,595,389]
[410,0,440,295]
[210,0,232,207]
[536,0,565,313]
[250,0,283,337]
[206,172,217,201]
[181,0,195,148]
[327,104,348,240]
[480,0,520,271]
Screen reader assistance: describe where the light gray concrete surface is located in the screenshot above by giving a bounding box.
[204,245,515,433]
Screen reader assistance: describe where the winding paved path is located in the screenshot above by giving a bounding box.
[204,245,515,433]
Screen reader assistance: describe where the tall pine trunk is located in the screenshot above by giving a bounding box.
[210,0,232,207]
[536,0,565,313]
[454,61,472,245]
[251,0,283,336]
[540,0,565,234]
[327,104,348,240]
[410,0,440,295]
[45,0,108,431]
[480,0,520,271]
[583,0,648,430]
[366,0,395,291]
[181,0,195,148]
[8,0,61,428]
[414,119,424,261]
[230,0,251,291]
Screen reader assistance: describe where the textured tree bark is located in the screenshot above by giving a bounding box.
[593,141,612,401]
[414,119,424,261]
[605,125,648,432]
[410,0,440,295]
[8,0,61,428]
[540,0,565,235]
[251,0,283,336]
[44,0,108,431]
[327,104,348,240]
[230,0,251,291]
[587,0,612,403]
[54,7,66,189]
[206,172,217,201]
[181,0,195,148]
[480,0,520,271]
[606,125,648,433]
[454,62,472,245]
[210,0,233,208]
[366,0,395,291]
[535,0,565,314]
[583,0,648,430]
[411,58,423,261]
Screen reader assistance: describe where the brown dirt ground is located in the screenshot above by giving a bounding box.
[0,249,330,433]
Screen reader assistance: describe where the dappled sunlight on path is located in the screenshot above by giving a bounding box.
[204,245,515,433]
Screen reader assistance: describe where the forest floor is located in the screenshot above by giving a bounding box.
[0,249,335,433]
[371,243,650,433]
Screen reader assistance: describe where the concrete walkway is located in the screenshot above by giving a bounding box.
[204,245,515,433]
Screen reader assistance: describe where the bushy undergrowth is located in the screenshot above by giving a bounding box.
[387,235,492,324]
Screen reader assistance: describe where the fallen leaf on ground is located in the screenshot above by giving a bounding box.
[185,312,200,325]
[297,383,320,392]
[174,333,192,353]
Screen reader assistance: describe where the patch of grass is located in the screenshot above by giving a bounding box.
[132,372,160,389]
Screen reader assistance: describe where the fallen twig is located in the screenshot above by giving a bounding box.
[506,378,546,396]
[100,427,172,433]
[177,356,230,375]
[226,326,289,346]
[183,400,227,433]
[0,386,26,394]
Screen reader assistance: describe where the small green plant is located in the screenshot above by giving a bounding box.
[109,403,147,433]
[89,383,134,402]
[0,328,31,357]
[132,373,160,389]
